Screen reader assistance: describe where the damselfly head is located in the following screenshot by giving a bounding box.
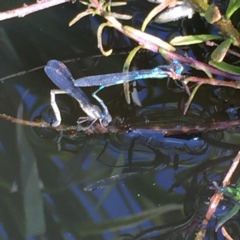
[172,60,184,75]
[101,112,112,127]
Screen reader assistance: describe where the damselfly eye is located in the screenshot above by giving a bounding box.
[101,118,110,127]
[101,114,112,127]
[102,111,112,127]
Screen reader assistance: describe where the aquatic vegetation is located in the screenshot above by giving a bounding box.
[0,1,240,239]
[212,180,240,231]
[66,0,240,115]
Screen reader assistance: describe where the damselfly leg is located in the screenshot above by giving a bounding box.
[44,60,112,128]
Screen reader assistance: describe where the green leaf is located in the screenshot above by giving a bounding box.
[226,0,240,19]
[211,38,233,62]
[209,60,240,75]
[170,35,222,46]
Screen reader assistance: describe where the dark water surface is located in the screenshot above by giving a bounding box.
[0,1,240,240]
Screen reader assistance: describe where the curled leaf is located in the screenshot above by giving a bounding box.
[183,83,203,115]
[69,9,96,26]
[97,22,113,56]
[141,1,169,31]
[123,46,142,104]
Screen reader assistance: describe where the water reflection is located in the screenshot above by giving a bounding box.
[2,76,240,239]
[121,154,238,240]
[56,103,210,188]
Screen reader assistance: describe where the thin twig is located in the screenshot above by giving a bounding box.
[159,48,240,81]
[0,0,70,21]
[206,41,240,58]
[0,65,44,82]
[183,76,240,88]
[0,50,131,82]
[1,113,240,136]
[0,113,52,128]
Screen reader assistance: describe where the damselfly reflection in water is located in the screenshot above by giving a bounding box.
[44,60,183,128]
[57,103,209,189]
[84,171,151,191]
[57,131,170,189]
[84,147,170,191]
[83,131,207,191]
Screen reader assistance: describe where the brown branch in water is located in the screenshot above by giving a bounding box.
[183,76,240,89]
[221,227,234,240]
[195,151,240,240]
[1,113,240,136]
[0,113,52,128]
[0,0,70,21]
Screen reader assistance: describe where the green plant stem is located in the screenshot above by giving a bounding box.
[188,0,240,47]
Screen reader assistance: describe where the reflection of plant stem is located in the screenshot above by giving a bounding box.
[132,209,200,240]
[1,113,240,136]
[196,151,240,240]
[182,76,240,114]
[183,83,202,115]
